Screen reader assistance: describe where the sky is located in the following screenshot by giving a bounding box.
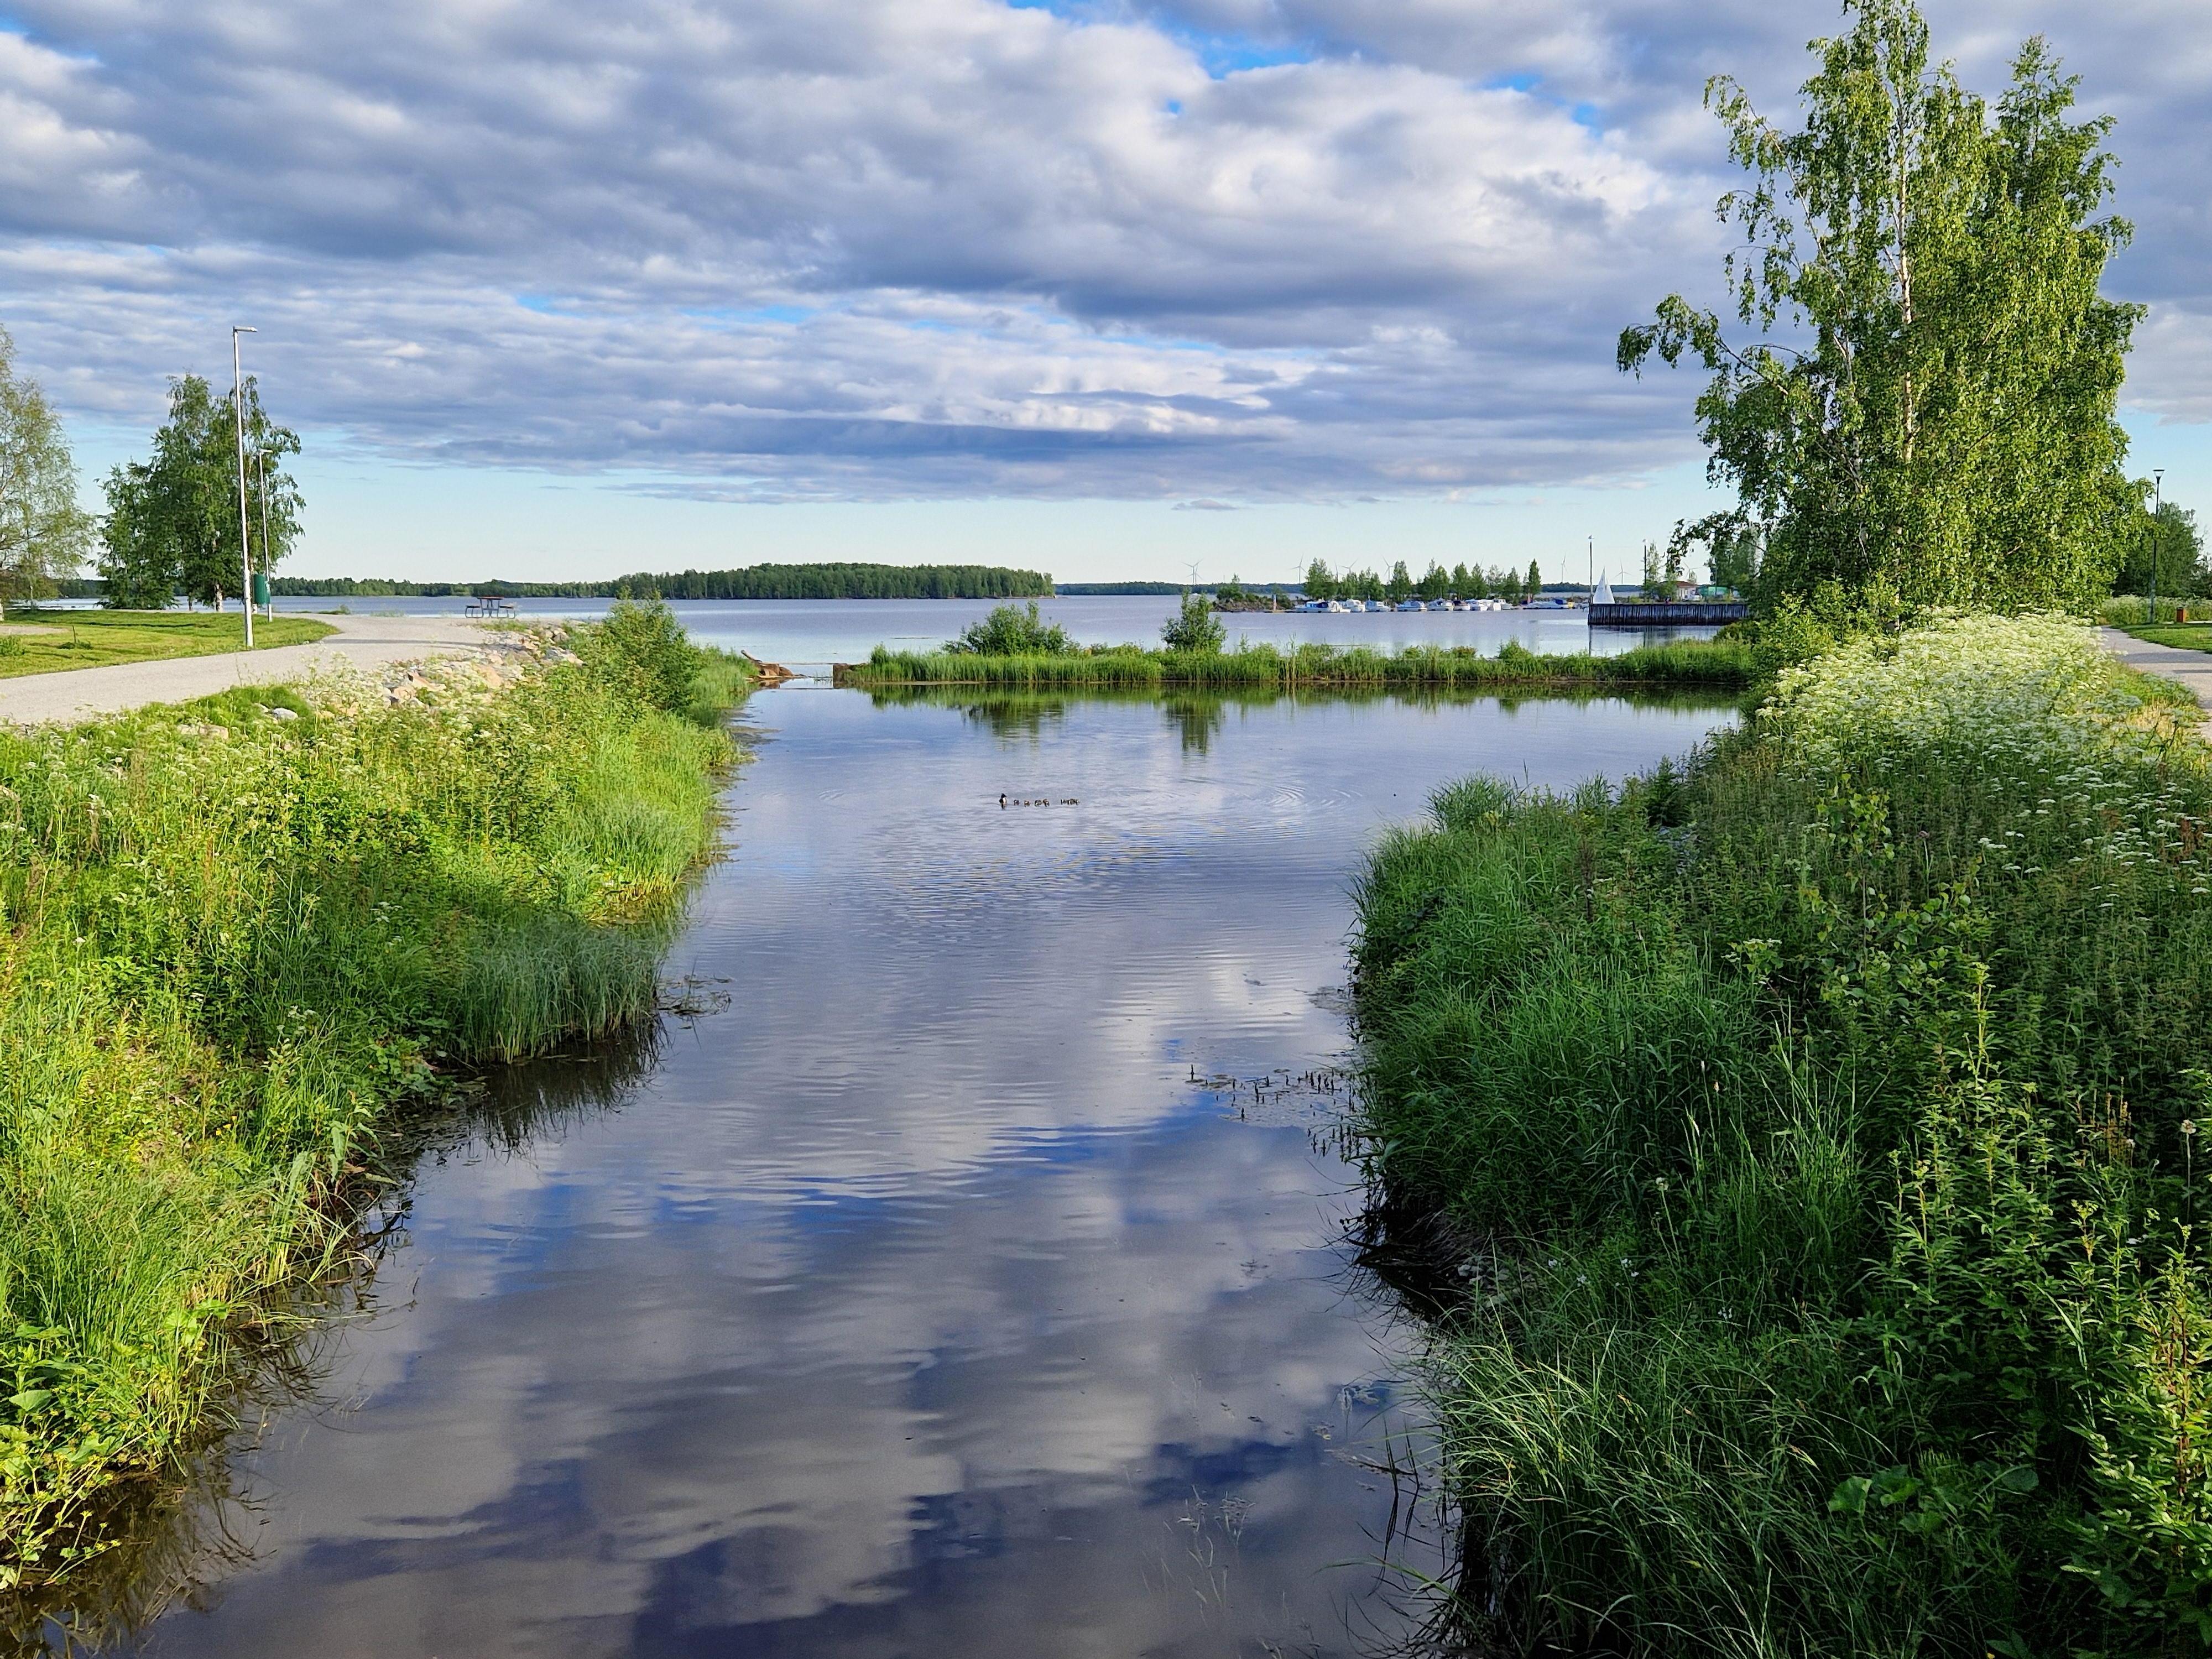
[1,0,2206,586]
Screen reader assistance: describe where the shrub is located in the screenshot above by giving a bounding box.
[572,598,707,714]
[1354,612,2212,1655]
[1160,593,1226,653]
[943,601,1075,656]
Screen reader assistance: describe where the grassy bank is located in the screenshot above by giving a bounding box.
[838,636,1756,692]
[1352,613,2212,1655]
[2114,620,2212,655]
[0,603,747,1587]
[0,611,335,679]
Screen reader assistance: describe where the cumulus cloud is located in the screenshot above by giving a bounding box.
[0,0,2201,502]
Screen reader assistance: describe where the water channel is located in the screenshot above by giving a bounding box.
[88,681,1732,1657]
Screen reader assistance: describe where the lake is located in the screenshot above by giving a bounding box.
[79,682,1733,1657]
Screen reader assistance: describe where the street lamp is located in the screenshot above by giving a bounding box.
[232,326,257,648]
[2148,469,2166,626]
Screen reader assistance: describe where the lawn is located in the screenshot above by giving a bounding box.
[0,609,335,679]
[2115,619,2212,654]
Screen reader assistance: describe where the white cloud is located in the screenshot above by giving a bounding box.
[0,0,2201,505]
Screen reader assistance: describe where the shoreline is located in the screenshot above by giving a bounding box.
[1346,613,2212,1653]
[0,611,751,1594]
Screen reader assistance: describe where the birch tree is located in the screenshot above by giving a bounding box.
[100,375,300,610]
[0,326,91,621]
[1619,0,2138,612]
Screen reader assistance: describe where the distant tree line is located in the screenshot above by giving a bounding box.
[1053,581,1187,595]
[620,563,1051,599]
[1301,557,1547,604]
[269,563,1055,600]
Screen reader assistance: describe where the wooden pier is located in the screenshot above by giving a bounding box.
[1589,601,1747,628]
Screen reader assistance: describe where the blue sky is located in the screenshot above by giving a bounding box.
[3,0,2207,585]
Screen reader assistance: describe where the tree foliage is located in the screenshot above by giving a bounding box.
[1668,510,1762,593]
[1161,592,1226,652]
[98,375,300,610]
[0,326,92,621]
[2114,500,2206,599]
[1619,0,2138,612]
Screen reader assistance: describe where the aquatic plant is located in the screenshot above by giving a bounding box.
[942,601,1077,656]
[1160,592,1226,654]
[1352,612,2212,1654]
[0,622,747,1587]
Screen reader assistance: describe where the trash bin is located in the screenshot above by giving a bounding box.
[252,573,271,607]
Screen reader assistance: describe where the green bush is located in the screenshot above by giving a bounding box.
[943,601,1076,656]
[572,598,706,714]
[1354,612,2212,1655]
[1160,593,1226,653]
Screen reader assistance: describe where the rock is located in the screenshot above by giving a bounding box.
[267,706,300,722]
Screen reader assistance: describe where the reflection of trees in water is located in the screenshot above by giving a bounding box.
[1,1024,664,1657]
[873,685,1739,753]
[1161,696,1227,755]
[965,697,1071,743]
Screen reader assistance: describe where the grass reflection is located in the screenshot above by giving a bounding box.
[1,1026,666,1658]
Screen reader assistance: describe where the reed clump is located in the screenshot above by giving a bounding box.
[1352,612,2212,1656]
[839,636,1756,692]
[0,603,746,1585]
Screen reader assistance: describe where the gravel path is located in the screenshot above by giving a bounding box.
[2101,627,2212,711]
[0,612,504,727]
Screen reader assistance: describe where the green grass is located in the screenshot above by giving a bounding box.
[0,605,748,1593]
[1352,613,2212,1656]
[2114,620,2212,654]
[0,609,335,679]
[838,637,1757,693]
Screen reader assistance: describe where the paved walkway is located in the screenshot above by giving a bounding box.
[0,612,503,727]
[2101,627,2212,711]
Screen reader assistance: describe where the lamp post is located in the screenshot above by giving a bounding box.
[232,326,258,648]
[2150,469,2165,626]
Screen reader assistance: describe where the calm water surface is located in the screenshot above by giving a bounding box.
[112,686,1731,1658]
